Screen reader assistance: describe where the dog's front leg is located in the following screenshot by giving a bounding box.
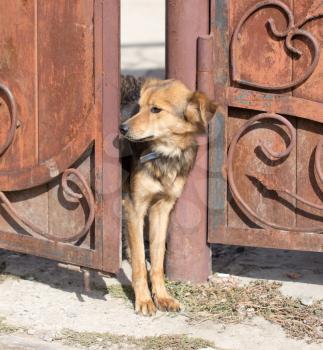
[125,197,156,316]
[149,198,181,312]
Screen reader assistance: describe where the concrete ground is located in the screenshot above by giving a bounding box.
[0,1,322,349]
[0,247,322,350]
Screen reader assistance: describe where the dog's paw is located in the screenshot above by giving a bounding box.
[154,296,181,312]
[135,298,157,316]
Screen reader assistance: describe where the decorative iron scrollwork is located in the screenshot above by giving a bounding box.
[231,0,323,91]
[227,113,323,232]
[0,82,17,155]
[0,82,95,243]
[0,168,95,243]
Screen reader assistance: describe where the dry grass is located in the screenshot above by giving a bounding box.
[105,277,323,343]
[0,317,22,334]
[106,283,134,302]
[166,277,323,343]
[0,274,20,283]
[61,329,215,350]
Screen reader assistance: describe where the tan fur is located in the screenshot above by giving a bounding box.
[121,78,217,315]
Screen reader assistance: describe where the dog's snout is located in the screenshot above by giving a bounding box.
[119,123,129,135]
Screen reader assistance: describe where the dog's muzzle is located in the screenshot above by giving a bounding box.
[119,123,129,135]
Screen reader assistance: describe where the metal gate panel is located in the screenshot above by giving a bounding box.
[208,0,323,251]
[0,0,121,272]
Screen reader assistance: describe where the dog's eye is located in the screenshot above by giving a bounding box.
[151,106,162,114]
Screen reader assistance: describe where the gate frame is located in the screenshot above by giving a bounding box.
[0,0,122,274]
[165,0,213,283]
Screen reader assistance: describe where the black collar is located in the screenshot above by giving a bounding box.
[139,151,161,164]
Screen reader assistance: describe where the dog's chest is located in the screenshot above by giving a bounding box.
[143,146,197,190]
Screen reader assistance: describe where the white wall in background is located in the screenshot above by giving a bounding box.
[121,0,165,77]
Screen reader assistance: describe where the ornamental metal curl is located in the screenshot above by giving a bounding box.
[227,112,323,232]
[0,82,17,155]
[231,0,323,91]
[0,168,95,242]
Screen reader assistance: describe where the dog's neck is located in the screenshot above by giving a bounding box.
[138,136,198,180]
[150,136,196,158]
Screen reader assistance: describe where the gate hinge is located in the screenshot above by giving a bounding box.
[197,35,214,100]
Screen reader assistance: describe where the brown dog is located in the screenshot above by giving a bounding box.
[120,78,217,315]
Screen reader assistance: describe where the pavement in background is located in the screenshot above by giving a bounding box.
[121,0,165,78]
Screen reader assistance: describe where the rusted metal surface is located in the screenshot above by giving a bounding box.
[210,227,323,252]
[227,112,323,232]
[81,267,92,293]
[166,0,211,283]
[166,0,209,88]
[226,0,298,232]
[101,0,121,273]
[0,230,98,268]
[293,0,323,232]
[0,169,95,242]
[38,1,94,162]
[0,0,121,274]
[0,0,96,192]
[197,36,215,100]
[0,1,37,172]
[231,0,323,91]
[0,126,94,191]
[0,83,16,156]
[208,0,323,252]
[208,0,229,233]
[227,87,323,123]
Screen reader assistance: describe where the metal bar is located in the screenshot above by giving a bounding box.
[208,0,229,232]
[227,87,323,123]
[0,230,99,268]
[93,0,104,274]
[166,0,209,88]
[208,227,323,252]
[197,35,215,99]
[81,267,91,293]
[165,0,211,283]
[101,0,121,273]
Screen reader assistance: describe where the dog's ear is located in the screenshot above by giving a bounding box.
[185,91,218,132]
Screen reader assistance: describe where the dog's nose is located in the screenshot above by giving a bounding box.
[119,123,129,135]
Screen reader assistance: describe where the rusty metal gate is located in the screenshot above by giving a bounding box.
[0,1,121,273]
[208,0,323,252]
[1,0,321,284]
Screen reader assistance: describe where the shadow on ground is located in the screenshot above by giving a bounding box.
[212,244,323,288]
[0,250,121,302]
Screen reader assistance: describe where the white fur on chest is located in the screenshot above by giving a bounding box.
[152,143,182,158]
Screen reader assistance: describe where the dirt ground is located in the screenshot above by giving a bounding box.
[0,246,322,350]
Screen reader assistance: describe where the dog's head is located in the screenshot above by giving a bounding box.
[119,78,217,142]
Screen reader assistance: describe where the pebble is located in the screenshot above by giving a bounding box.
[215,273,230,278]
[300,297,314,306]
[42,335,53,342]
